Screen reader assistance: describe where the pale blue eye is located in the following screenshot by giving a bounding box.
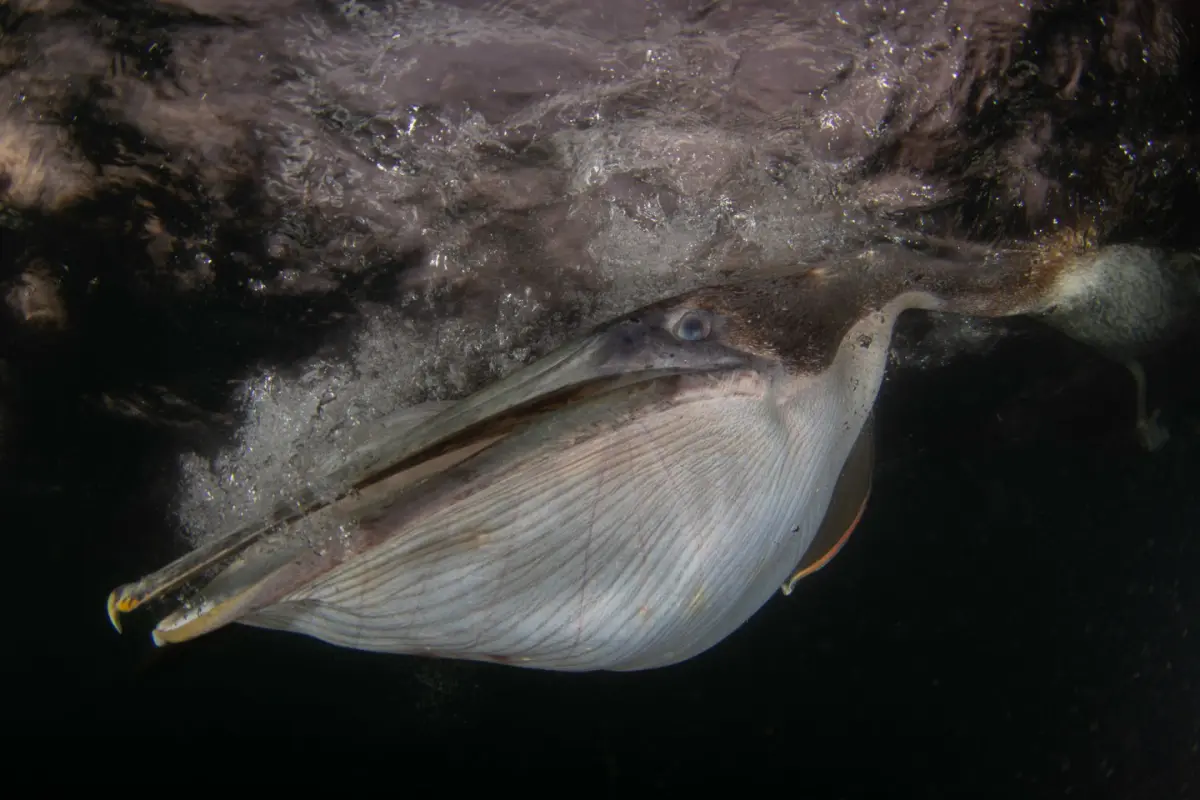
[674,311,712,341]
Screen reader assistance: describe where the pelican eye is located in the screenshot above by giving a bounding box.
[673,310,713,342]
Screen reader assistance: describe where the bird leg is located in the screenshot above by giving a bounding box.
[1124,359,1170,452]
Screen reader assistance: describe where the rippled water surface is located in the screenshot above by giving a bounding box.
[4,1,1200,795]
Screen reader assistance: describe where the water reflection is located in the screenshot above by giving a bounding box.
[2,0,1199,794]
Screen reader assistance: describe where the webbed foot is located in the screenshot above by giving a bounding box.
[1136,408,1170,452]
[1124,359,1170,452]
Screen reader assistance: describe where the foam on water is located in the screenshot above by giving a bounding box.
[168,1,907,546]
[155,0,1188,548]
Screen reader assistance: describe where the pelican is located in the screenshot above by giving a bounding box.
[106,238,1197,671]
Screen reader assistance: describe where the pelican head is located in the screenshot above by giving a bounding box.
[105,239,1196,671]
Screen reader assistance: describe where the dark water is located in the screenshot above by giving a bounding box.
[12,316,1200,798]
[4,1,1200,796]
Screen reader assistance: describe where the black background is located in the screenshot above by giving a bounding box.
[9,312,1200,798]
[4,1,1200,796]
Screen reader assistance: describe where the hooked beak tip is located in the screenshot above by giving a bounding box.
[106,587,137,634]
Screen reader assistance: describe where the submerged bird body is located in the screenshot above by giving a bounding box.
[1040,244,1200,449]
[1040,245,1199,359]
[107,240,1197,671]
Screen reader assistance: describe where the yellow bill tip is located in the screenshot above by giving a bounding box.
[107,586,146,634]
[106,590,125,634]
